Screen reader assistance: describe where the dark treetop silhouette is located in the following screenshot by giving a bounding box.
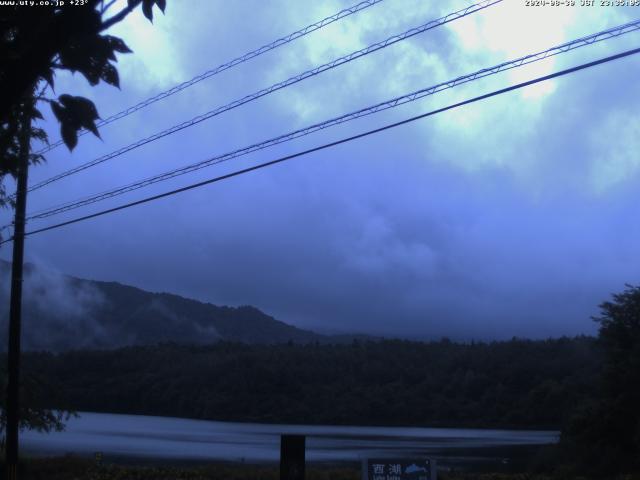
[0,0,166,207]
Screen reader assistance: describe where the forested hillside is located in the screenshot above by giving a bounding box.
[0,260,344,349]
[23,337,599,429]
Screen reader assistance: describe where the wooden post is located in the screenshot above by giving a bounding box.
[5,105,31,480]
[280,434,305,480]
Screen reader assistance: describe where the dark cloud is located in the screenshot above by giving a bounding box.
[1,1,639,341]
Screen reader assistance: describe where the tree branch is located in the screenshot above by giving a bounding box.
[101,0,119,15]
[101,0,142,31]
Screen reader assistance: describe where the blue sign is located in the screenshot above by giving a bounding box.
[363,458,436,480]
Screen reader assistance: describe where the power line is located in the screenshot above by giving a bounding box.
[25,0,502,194]
[23,18,640,222]
[34,0,386,156]
[2,45,638,246]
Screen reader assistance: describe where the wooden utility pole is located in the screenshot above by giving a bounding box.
[5,104,31,480]
[280,435,306,480]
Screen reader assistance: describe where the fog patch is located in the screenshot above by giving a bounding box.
[0,261,107,351]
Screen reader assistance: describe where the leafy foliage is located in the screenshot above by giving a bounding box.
[560,285,640,475]
[0,101,46,182]
[50,95,101,151]
[0,0,167,192]
[136,0,167,23]
[23,337,599,430]
[0,358,75,449]
[0,0,167,438]
[58,34,132,88]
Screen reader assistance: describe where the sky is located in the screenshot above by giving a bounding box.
[1,0,640,340]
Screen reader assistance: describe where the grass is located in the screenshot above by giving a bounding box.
[5,456,640,480]
[7,456,357,480]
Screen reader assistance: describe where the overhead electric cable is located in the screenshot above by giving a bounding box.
[22,18,640,222]
[2,45,637,246]
[35,0,386,155]
[26,0,501,194]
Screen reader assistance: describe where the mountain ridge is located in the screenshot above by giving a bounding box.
[0,259,371,351]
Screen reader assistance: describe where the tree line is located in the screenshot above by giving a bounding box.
[21,336,598,430]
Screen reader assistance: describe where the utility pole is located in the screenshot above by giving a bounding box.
[5,103,31,480]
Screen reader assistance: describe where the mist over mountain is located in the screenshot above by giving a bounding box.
[0,260,361,351]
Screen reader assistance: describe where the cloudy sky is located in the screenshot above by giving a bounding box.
[1,0,640,340]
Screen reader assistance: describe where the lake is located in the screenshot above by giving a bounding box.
[21,412,558,468]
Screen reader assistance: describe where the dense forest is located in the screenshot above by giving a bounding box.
[22,337,599,430]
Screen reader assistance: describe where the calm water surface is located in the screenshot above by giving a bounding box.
[21,412,558,466]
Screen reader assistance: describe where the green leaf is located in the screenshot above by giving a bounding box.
[31,106,43,121]
[41,69,55,89]
[50,95,101,150]
[31,127,48,143]
[61,123,78,151]
[61,95,101,137]
[141,0,166,21]
[105,35,132,54]
[142,0,154,22]
[59,94,99,116]
[29,153,46,165]
[58,34,129,88]
[100,63,120,88]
